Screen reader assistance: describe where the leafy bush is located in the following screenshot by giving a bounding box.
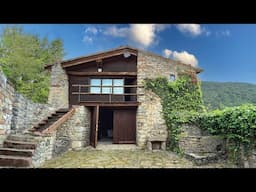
[193,104,256,160]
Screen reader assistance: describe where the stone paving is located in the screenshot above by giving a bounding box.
[41,147,236,168]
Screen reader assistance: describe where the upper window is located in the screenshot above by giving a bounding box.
[90,79,124,94]
[170,74,176,82]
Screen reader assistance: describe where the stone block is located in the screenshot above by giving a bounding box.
[71,141,84,149]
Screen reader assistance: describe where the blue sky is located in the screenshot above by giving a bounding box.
[0,24,255,84]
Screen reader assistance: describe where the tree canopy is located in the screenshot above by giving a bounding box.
[0,26,65,103]
[201,81,256,110]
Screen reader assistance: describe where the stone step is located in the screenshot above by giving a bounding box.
[57,108,69,113]
[0,155,32,167]
[185,152,225,165]
[3,140,37,150]
[0,148,34,157]
[39,121,48,125]
[7,134,37,142]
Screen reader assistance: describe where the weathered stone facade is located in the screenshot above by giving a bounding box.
[48,63,69,109]
[12,93,55,133]
[178,124,226,154]
[240,148,256,168]
[32,134,56,167]
[0,70,55,144]
[0,70,14,144]
[29,106,91,167]
[136,51,177,148]
[178,124,226,165]
[53,106,90,156]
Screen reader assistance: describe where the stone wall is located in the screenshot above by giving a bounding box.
[136,51,177,148]
[53,106,90,156]
[0,70,14,144]
[0,70,56,139]
[32,134,56,167]
[240,148,256,168]
[178,124,226,154]
[48,63,69,109]
[136,90,168,148]
[12,93,55,133]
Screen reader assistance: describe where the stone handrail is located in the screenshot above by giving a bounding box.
[40,107,76,135]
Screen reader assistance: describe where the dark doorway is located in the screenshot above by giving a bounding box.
[98,108,113,142]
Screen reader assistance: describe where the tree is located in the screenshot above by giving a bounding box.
[0,25,65,103]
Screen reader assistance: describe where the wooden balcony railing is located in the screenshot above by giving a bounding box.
[71,84,144,103]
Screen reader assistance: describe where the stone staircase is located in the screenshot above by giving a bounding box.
[30,108,69,133]
[0,134,37,168]
[0,108,70,168]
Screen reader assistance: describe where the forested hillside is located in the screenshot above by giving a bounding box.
[201,81,256,110]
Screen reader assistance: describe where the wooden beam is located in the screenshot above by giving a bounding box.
[72,84,143,88]
[41,107,76,134]
[67,71,137,76]
[72,92,143,96]
[80,102,140,107]
[62,48,137,68]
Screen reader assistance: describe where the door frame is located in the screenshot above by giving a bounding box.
[90,106,137,147]
[90,105,99,147]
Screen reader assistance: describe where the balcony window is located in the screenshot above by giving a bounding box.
[90,79,124,94]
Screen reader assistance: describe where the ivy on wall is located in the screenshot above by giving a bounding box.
[193,104,256,161]
[146,75,256,162]
[145,75,205,152]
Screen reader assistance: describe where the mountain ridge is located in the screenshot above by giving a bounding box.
[201,81,256,110]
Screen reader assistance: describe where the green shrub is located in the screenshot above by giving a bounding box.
[145,76,205,152]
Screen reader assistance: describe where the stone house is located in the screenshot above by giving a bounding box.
[0,46,204,167]
[45,46,202,149]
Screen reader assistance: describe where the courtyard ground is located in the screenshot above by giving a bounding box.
[41,147,236,168]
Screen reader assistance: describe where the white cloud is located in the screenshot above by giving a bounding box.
[82,36,93,43]
[216,30,231,37]
[163,48,198,67]
[85,26,98,35]
[102,24,170,48]
[176,24,203,36]
[163,49,172,58]
[103,26,128,37]
[129,24,156,47]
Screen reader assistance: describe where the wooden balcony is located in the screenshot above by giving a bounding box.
[71,84,143,103]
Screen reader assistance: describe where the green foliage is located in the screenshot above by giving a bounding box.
[202,81,256,110]
[193,104,256,161]
[145,77,256,161]
[145,76,205,152]
[0,25,65,103]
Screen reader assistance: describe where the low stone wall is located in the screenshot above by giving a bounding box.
[0,70,56,138]
[12,93,56,133]
[53,106,90,157]
[178,124,226,154]
[0,71,14,145]
[32,134,56,167]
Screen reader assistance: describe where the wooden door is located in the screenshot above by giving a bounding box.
[113,109,136,144]
[90,105,99,147]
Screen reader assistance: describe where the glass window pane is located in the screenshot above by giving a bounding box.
[102,79,112,86]
[102,87,112,94]
[91,79,101,86]
[90,87,101,94]
[113,79,124,86]
[113,87,124,94]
